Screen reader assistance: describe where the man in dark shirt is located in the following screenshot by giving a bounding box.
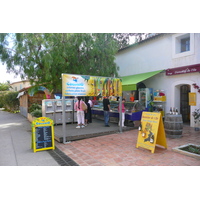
[103,96,110,127]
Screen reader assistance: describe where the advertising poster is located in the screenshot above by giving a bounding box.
[136,112,167,153]
[189,92,196,106]
[62,74,122,97]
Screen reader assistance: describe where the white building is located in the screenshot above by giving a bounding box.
[115,33,200,127]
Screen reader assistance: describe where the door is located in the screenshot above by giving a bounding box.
[180,85,190,123]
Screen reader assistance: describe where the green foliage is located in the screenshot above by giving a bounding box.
[29,103,42,118]
[0,91,6,108]
[181,145,200,155]
[0,82,10,91]
[188,146,200,154]
[29,103,42,113]
[0,91,19,112]
[192,109,200,123]
[31,109,42,118]
[0,97,3,108]
[0,33,144,92]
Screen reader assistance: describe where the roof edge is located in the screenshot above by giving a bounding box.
[118,33,168,52]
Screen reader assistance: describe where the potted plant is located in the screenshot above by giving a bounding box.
[192,109,200,131]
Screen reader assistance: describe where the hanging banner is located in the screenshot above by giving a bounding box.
[189,92,196,106]
[62,74,122,97]
[31,117,55,153]
[136,112,167,153]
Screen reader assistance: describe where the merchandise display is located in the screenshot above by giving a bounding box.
[92,100,146,124]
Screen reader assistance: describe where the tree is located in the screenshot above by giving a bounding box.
[0,33,144,91]
[113,33,146,49]
[0,81,10,91]
[0,91,19,111]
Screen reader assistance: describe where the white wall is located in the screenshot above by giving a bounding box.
[116,33,200,77]
[116,34,173,76]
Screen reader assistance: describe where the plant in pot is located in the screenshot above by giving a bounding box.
[192,109,200,131]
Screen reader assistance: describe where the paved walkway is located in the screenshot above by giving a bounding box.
[56,124,200,166]
[0,110,59,166]
[1,110,200,166]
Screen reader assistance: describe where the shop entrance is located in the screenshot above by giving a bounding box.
[180,84,190,123]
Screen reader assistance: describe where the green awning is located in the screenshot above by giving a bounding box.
[121,70,163,91]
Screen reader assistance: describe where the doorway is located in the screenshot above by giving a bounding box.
[180,85,190,123]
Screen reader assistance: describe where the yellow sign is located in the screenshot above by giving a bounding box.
[189,92,196,106]
[31,117,55,153]
[153,96,166,102]
[62,74,122,97]
[136,112,167,153]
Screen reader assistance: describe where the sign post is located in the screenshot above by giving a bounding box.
[32,117,55,153]
[136,112,167,153]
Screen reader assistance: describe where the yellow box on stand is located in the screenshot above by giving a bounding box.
[153,96,166,102]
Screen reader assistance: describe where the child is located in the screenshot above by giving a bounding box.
[74,97,87,128]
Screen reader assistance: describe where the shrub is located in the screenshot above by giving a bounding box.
[0,98,3,108]
[0,91,19,112]
[29,103,42,113]
[31,109,42,118]
[0,91,6,108]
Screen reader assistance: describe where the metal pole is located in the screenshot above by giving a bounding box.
[62,96,67,144]
[119,96,122,133]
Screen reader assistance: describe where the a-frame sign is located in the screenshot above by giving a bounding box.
[31,117,55,153]
[136,112,167,153]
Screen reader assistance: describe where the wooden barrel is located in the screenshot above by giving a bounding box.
[164,114,183,138]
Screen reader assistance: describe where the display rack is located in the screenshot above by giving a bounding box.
[153,90,166,117]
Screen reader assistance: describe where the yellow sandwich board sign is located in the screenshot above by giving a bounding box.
[136,112,167,153]
[31,117,55,153]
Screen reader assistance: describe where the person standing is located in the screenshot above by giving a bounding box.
[74,97,86,128]
[103,96,110,127]
[88,97,93,123]
[118,98,126,127]
[84,98,91,126]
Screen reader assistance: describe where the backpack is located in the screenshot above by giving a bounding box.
[82,102,88,111]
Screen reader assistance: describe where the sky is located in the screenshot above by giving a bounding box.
[0,63,21,83]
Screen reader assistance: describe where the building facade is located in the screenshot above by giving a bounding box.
[115,33,200,127]
[10,80,31,92]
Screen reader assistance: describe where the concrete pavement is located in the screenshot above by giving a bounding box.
[0,110,59,166]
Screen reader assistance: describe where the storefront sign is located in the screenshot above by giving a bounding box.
[62,74,122,97]
[136,112,167,153]
[189,92,196,106]
[32,117,55,152]
[166,64,200,76]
